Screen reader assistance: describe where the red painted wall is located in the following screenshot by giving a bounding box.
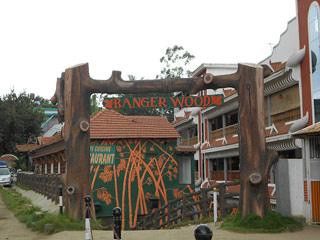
[297,0,320,124]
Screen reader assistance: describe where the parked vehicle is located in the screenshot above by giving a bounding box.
[0,160,8,168]
[0,167,12,187]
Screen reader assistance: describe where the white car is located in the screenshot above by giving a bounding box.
[0,167,12,187]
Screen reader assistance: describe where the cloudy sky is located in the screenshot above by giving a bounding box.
[0,0,296,99]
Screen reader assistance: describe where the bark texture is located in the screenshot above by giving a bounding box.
[237,64,274,218]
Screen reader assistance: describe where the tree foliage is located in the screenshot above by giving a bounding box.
[158,45,195,79]
[0,90,45,155]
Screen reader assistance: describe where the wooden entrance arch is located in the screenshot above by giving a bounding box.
[51,63,277,219]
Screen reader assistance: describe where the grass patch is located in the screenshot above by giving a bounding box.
[0,187,103,234]
[221,211,303,233]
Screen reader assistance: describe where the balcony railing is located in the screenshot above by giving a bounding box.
[224,124,238,136]
[209,129,223,145]
[271,107,300,124]
[210,170,240,181]
[179,136,198,146]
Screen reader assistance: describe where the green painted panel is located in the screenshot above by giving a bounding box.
[89,139,194,229]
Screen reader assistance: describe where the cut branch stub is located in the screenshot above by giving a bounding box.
[249,172,262,185]
[80,120,90,132]
[204,73,214,84]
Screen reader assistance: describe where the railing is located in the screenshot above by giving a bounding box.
[137,182,240,230]
[210,171,240,181]
[209,129,223,145]
[17,172,64,204]
[224,124,238,136]
[179,136,198,146]
[271,107,300,124]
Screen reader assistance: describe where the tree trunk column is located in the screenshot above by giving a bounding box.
[238,64,268,218]
[64,64,91,219]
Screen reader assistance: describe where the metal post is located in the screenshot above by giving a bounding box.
[58,185,63,214]
[84,195,93,240]
[213,188,218,224]
[113,207,122,240]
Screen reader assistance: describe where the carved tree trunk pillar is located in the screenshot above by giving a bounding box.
[238,64,268,218]
[64,64,91,219]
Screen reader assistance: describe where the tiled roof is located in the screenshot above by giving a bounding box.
[270,61,286,72]
[173,111,192,126]
[293,122,320,137]
[223,89,237,97]
[0,154,18,161]
[90,109,179,139]
[38,134,63,145]
[16,144,39,153]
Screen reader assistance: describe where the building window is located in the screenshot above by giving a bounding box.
[228,156,240,170]
[211,158,224,171]
[308,2,320,122]
[179,157,191,184]
[211,116,223,131]
[226,111,238,126]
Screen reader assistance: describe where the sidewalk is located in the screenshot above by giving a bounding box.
[46,224,320,240]
[9,187,320,240]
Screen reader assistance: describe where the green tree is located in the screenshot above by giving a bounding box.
[157,45,195,121]
[0,90,45,155]
[158,45,195,79]
[90,94,102,115]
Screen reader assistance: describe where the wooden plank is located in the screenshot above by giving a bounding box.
[312,181,320,223]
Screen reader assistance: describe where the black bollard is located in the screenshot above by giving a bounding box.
[58,185,63,214]
[113,207,122,240]
[194,224,213,240]
[84,195,93,240]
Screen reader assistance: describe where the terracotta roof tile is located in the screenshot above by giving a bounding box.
[293,122,320,137]
[173,111,192,126]
[270,61,286,72]
[16,144,39,152]
[38,134,63,145]
[90,109,180,139]
[223,89,237,97]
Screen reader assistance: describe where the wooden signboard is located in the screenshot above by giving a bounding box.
[103,95,223,110]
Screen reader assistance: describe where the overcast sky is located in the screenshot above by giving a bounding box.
[0,0,296,99]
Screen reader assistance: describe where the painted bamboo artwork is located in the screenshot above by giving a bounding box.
[89,139,194,229]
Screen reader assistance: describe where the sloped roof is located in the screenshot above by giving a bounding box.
[90,109,179,139]
[38,134,63,145]
[292,122,320,138]
[16,144,39,153]
[270,61,286,72]
[173,111,192,127]
[0,154,18,161]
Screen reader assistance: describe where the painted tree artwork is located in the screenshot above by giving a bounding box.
[89,139,193,229]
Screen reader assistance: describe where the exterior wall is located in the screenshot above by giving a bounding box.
[297,0,320,124]
[260,18,299,65]
[270,86,300,116]
[90,138,194,229]
[275,158,304,217]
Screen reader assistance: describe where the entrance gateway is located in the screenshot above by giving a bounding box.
[51,63,278,219]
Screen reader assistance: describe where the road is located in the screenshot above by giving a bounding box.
[1,192,320,240]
